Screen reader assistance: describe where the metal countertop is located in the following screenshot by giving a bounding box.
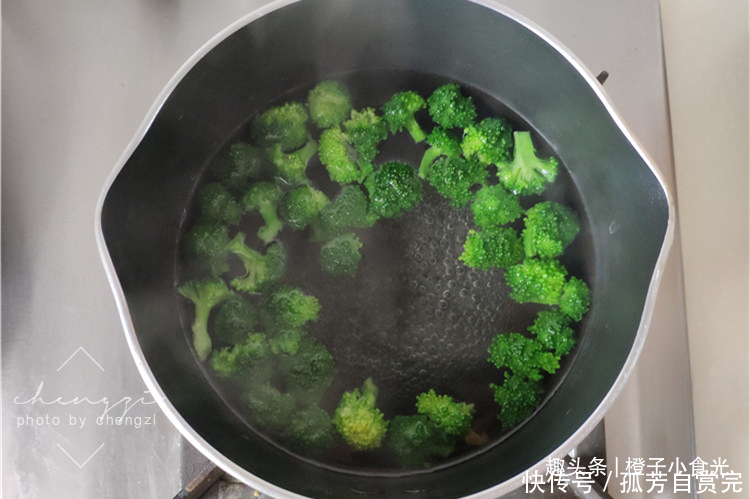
[2,1,693,497]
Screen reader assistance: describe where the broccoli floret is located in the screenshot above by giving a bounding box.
[487,332,560,381]
[333,378,389,451]
[382,90,427,142]
[241,182,283,244]
[268,327,307,355]
[459,227,524,270]
[251,101,310,152]
[461,118,514,166]
[559,276,591,322]
[320,233,363,277]
[318,126,373,185]
[342,108,388,164]
[226,233,286,293]
[366,161,423,218]
[216,142,266,192]
[427,156,487,208]
[285,404,335,454]
[528,310,576,357]
[490,371,544,430]
[177,277,233,361]
[278,336,335,391]
[266,286,321,327]
[522,201,580,259]
[198,182,243,225]
[185,223,286,288]
[497,131,558,196]
[313,185,377,240]
[241,382,296,432]
[278,185,330,231]
[268,140,317,187]
[427,83,477,129]
[504,258,568,305]
[213,294,257,347]
[210,333,268,378]
[183,221,231,276]
[385,415,455,468]
[415,389,474,437]
[471,184,524,228]
[307,80,353,129]
[418,127,463,179]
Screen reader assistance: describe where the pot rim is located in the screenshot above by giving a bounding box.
[94,0,675,496]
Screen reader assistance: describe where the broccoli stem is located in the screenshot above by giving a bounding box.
[418,148,440,179]
[257,206,283,244]
[405,118,427,143]
[361,377,378,405]
[191,305,213,361]
[226,233,268,291]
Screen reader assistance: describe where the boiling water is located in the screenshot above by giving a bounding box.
[179,69,591,472]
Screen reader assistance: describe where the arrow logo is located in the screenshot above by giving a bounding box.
[56,442,105,468]
[57,347,105,372]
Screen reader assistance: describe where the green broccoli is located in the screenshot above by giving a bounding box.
[490,371,544,430]
[277,336,335,391]
[268,327,307,355]
[504,258,568,305]
[313,185,378,240]
[426,155,487,208]
[278,184,330,231]
[366,161,423,218]
[385,415,455,468]
[213,294,258,347]
[382,90,427,142]
[528,309,576,357]
[251,101,310,152]
[559,276,591,322]
[241,382,296,432]
[333,377,389,451]
[427,83,477,129]
[320,233,363,277]
[210,333,268,378]
[522,201,580,259]
[418,127,463,179]
[198,182,243,225]
[487,332,560,381]
[177,277,233,361]
[342,108,388,164]
[461,117,514,166]
[268,140,317,187]
[415,389,474,437]
[224,233,286,293]
[266,286,321,327]
[183,221,231,276]
[215,142,266,192]
[307,80,353,129]
[318,126,372,185]
[241,181,283,244]
[285,405,335,454]
[459,227,524,270]
[471,184,524,228]
[497,131,558,196]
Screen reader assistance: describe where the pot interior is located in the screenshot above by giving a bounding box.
[100,0,669,497]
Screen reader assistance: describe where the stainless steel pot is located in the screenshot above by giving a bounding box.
[96,0,674,496]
